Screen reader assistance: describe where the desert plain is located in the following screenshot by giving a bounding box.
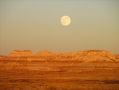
[0,50,119,90]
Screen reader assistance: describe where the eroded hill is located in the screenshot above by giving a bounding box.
[0,50,118,62]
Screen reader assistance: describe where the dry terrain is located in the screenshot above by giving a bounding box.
[0,50,119,90]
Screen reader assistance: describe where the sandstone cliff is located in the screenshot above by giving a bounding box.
[9,50,33,57]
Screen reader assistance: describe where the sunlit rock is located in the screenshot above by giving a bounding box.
[9,50,33,57]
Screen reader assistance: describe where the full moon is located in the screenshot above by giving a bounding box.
[60,16,71,26]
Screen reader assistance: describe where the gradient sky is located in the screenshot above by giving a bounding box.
[0,0,119,55]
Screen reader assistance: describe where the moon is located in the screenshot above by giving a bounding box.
[60,16,71,26]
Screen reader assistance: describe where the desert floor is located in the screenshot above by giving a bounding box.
[0,60,119,90]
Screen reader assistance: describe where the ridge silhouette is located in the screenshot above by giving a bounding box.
[0,50,118,62]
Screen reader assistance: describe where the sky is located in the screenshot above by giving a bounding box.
[0,0,119,55]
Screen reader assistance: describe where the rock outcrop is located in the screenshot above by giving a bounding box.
[0,50,117,62]
[34,50,116,62]
[35,51,54,57]
[73,50,116,62]
[9,50,33,57]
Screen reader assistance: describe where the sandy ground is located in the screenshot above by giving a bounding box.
[0,60,119,90]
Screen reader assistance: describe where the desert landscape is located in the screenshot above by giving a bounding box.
[1,0,119,90]
[0,50,119,90]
